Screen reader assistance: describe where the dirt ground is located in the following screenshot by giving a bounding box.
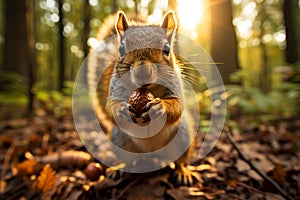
[0,106,299,199]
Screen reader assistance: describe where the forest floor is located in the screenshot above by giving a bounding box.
[0,103,300,200]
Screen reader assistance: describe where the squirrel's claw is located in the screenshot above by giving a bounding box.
[141,98,166,119]
[143,98,161,112]
[169,164,201,187]
[117,102,137,122]
[105,163,126,181]
[149,103,166,119]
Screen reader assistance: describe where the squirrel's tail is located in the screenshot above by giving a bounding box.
[87,14,119,134]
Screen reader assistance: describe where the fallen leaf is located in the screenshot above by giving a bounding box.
[36,164,56,192]
[267,164,286,185]
[265,192,285,200]
[15,159,37,176]
[0,180,6,193]
[229,180,238,188]
[167,186,226,200]
[235,159,250,172]
[166,187,206,199]
[66,189,84,200]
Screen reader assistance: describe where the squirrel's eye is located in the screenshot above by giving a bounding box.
[163,42,170,56]
[119,43,125,57]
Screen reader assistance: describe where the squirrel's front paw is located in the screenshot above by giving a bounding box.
[141,98,166,119]
[115,102,138,122]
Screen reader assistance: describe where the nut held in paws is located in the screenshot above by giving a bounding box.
[129,88,154,116]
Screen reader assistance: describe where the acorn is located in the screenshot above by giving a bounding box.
[129,88,154,116]
[84,162,103,181]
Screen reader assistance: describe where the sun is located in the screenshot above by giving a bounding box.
[177,0,203,31]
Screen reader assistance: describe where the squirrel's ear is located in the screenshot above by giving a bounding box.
[161,11,177,40]
[116,11,129,39]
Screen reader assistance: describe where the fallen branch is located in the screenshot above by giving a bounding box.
[224,128,293,200]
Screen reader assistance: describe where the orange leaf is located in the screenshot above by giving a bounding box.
[229,180,238,188]
[15,159,37,176]
[269,164,286,184]
[36,164,56,192]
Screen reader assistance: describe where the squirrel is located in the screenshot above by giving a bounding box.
[87,11,200,186]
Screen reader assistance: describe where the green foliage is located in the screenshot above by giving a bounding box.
[0,92,27,105]
[37,90,63,103]
[270,82,300,118]
[0,70,27,92]
[36,89,72,118]
[0,70,27,105]
[62,81,74,96]
[226,82,300,119]
[290,62,300,82]
[226,85,276,114]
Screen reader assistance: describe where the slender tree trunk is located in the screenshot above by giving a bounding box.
[133,0,140,16]
[81,0,91,84]
[25,0,36,114]
[111,0,118,13]
[283,0,300,64]
[3,0,28,79]
[259,41,269,92]
[258,3,270,93]
[210,0,239,84]
[58,0,65,91]
[83,0,91,58]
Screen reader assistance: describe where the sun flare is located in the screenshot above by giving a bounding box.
[177,0,203,31]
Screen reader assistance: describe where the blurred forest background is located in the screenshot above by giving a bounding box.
[0,1,300,199]
[0,0,299,120]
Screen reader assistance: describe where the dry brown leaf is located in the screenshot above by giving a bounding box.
[267,164,286,185]
[265,192,285,200]
[36,164,56,192]
[166,187,207,199]
[15,159,37,176]
[67,189,84,200]
[235,159,250,172]
[229,180,238,188]
[0,180,7,193]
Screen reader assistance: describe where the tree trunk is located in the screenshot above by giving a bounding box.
[3,0,29,79]
[210,0,239,84]
[111,0,118,13]
[283,0,300,64]
[25,0,36,114]
[58,0,65,91]
[83,0,91,58]
[257,3,270,93]
[81,0,91,84]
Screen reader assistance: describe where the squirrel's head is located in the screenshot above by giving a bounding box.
[114,11,178,86]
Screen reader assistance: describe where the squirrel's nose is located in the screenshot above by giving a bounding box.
[133,62,153,81]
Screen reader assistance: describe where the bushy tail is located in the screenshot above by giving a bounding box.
[87,14,119,134]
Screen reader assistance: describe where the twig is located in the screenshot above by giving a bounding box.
[233,181,265,194]
[1,145,15,182]
[224,128,294,200]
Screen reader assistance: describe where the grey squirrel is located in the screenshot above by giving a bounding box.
[87,11,200,186]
